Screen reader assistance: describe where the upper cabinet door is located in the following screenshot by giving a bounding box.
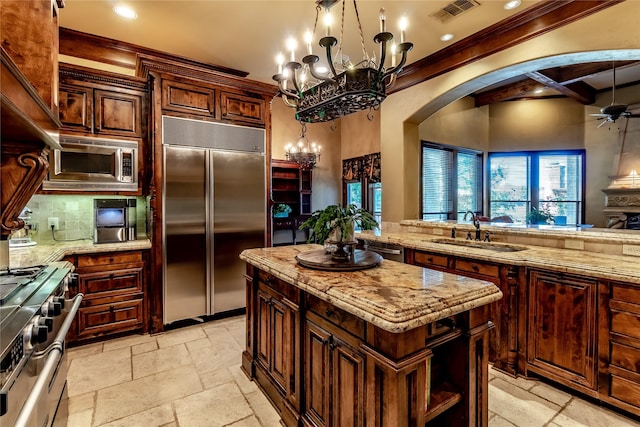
[59,84,93,132]
[94,89,142,137]
[221,91,265,125]
[161,79,216,117]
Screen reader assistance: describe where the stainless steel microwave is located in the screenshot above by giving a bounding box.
[42,135,138,191]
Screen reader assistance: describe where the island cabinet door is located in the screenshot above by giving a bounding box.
[256,286,288,392]
[527,270,598,393]
[303,317,365,427]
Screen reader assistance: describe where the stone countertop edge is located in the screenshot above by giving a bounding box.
[399,219,640,245]
[240,245,503,334]
[9,239,152,268]
[358,230,640,285]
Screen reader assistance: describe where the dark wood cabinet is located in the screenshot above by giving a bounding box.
[304,314,365,427]
[59,65,146,138]
[527,270,598,394]
[65,250,148,344]
[159,76,266,127]
[243,264,494,426]
[599,280,640,416]
[220,90,265,125]
[406,248,523,376]
[161,78,216,117]
[94,89,142,137]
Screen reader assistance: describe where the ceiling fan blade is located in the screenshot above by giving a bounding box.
[627,114,640,118]
[597,118,611,128]
[590,113,610,117]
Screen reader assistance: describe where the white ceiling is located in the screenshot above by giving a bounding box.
[59,0,543,85]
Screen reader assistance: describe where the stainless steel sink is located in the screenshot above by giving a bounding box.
[430,238,527,252]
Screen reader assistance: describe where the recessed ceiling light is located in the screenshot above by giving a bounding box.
[533,88,544,94]
[440,34,454,42]
[114,5,137,19]
[504,0,522,10]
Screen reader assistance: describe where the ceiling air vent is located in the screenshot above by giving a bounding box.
[431,0,481,23]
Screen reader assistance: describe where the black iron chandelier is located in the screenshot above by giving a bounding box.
[285,122,321,169]
[273,0,413,123]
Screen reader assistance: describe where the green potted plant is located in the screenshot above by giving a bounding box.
[299,204,379,244]
[273,204,292,218]
[526,206,555,225]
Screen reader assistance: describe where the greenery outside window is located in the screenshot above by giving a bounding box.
[420,142,483,220]
[488,150,585,225]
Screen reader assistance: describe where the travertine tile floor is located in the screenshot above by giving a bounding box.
[66,315,639,427]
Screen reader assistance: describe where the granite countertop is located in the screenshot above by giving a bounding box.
[358,230,640,285]
[240,244,503,333]
[9,238,152,268]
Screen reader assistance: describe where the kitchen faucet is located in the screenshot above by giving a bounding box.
[464,211,481,241]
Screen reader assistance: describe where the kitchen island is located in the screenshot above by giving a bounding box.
[240,244,502,426]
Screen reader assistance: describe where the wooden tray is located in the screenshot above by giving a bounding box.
[295,249,383,271]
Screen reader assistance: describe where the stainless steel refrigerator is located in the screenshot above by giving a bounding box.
[162,116,266,324]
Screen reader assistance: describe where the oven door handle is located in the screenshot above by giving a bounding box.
[54,293,83,345]
[13,347,62,427]
[32,293,83,358]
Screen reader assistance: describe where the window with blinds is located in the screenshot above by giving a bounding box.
[488,150,585,225]
[421,142,483,220]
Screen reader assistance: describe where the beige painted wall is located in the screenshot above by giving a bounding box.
[270,99,342,211]
[340,109,381,159]
[488,98,584,151]
[419,97,489,151]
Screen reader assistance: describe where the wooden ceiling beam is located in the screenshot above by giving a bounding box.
[526,71,595,104]
[474,78,540,107]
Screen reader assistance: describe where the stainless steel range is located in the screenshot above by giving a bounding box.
[0,262,83,427]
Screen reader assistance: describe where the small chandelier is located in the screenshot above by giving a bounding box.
[273,0,413,123]
[285,122,321,169]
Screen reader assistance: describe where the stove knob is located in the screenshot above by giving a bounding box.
[48,301,62,316]
[39,316,54,332]
[32,325,48,345]
[54,295,66,307]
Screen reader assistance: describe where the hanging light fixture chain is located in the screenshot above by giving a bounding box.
[337,0,346,67]
[313,4,321,37]
[352,0,368,62]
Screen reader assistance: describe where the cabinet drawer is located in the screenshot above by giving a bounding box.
[611,310,640,340]
[610,375,640,407]
[77,298,143,338]
[414,251,448,268]
[307,294,365,340]
[612,283,640,305]
[76,251,143,267]
[79,267,143,297]
[611,341,640,374]
[257,271,299,304]
[455,259,500,278]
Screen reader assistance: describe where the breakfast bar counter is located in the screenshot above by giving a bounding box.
[240,244,502,426]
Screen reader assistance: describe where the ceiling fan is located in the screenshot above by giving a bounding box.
[590,62,640,128]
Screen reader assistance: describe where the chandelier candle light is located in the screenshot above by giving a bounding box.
[273,0,413,123]
[285,122,321,169]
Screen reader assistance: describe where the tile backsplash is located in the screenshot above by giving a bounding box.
[14,195,147,243]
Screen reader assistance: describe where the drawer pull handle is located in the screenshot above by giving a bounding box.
[472,265,479,272]
[427,257,433,263]
[110,305,115,312]
[325,309,334,317]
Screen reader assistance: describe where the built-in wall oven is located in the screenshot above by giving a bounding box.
[0,262,83,427]
[42,135,138,192]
